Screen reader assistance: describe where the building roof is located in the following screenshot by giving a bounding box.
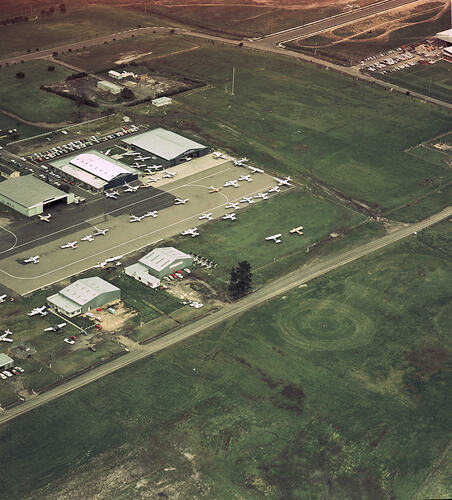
[139,247,191,272]
[444,46,452,56]
[152,97,172,106]
[436,28,452,43]
[0,175,67,209]
[54,277,120,307]
[56,163,106,190]
[47,293,80,314]
[70,153,131,182]
[125,262,161,284]
[0,353,13,366]
[122,128,206,161]
[98,80,122,91]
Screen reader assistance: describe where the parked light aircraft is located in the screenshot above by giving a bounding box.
[266,233,282,244]
[222,213,237,221]
[208,186,222,193]
[254,192,269,200]
[233,158,248,166]
[0,295,7,303]
[240,196,254,204]
[141,178,159,186]
[181,227,199,237]
[144,210,158,218]
[94,226,109,236]
[0,330,13,342]
[290,226,304,235]
[61,241,78,249]
[163,171,177,178]
[224,179,239,188]
[174,198,189,205]
[24,256,40,264]
[238,174,252,182]
[248,166,264,174]
[136,156,151,161]
[105,191,119,199]
[104,149,111,156]
[28,306,47,317]
[133,163,146,168]
[274,176,292,187]
[199,213,213,221]
[268,186,281,193]
[124,151,140,156]
[81,234,94,242]
[44,322,67,332]
[123,183,139,192]
[38,213,51,222]
[213,151,227,159]
[105,255,123,264]
[225,202,240,210]
[130,215,144,223]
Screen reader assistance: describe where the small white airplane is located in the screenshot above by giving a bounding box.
[61,241,78,249]
[213,151,227,159]
[142,178,160,186]
[24,256,40,264]
[81,234,94,242]
[44,322,67,332]
[104,149,111,156]
[38,213,51,223]
[181,227,199,237]
[137,156,151,161]
[274,176,292,187]
[248,166,264,174]
[266,233,282,244]
[290,226,304,235]
[28,305,47,317]
[123,151,140,156]
[94,261,107,269]
[145,167,160,174]
[123,183,139,192]
[105,191,119,199]
[268,186,281,193]
[238,174,252,182]
[94,226,109,236]
[143,210,158,218]
[162,171,177,178]
[130,214,145,223]
[208,186,222,193]
[222,213,237,221]
[0,330,13,343]
[133,163,146,168]
[105,255,123,264]
[224,179,239,188]
[254,192,269,200]
[233,158,248,166]
[225,202,240,210]
[0,295,7,303]
[240,196,254,204]
[199,213,213,221]
[174,198,189,205]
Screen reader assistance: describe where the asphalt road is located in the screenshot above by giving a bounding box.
[1,205,450,425]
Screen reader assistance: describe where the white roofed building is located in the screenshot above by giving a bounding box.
[435,29,452,44]
[122,128,208,167]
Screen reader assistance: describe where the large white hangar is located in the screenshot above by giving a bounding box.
[49,151,138,193]
[0,175,74,216]
[122,128,209,167]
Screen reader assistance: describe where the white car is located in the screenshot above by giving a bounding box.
[0,373,6,380]
[2,370,12,378]
[64,338,75,345]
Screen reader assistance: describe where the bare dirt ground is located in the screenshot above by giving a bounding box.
[91,301,137,333]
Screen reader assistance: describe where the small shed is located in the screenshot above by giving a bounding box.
[0,353,14,371]
[152,97,172,107]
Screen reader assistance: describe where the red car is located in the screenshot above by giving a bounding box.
[95,324,103,330]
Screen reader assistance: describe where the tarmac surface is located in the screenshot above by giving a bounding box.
[0,157,280,295]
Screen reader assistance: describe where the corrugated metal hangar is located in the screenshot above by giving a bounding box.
[0,175,74,216]
[129,247,193,279]
[122,128,208,167]
[49,151,138,193]
[47,277,121,317]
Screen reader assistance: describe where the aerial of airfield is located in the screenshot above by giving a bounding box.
[0,0,450,498]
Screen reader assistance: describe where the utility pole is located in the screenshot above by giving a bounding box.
[231,66,235,96]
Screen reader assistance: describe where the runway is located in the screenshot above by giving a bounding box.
[0,161,280,296]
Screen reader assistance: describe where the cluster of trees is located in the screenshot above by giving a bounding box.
[0,15,29,26]
[40,4,66,17]
[66,72,88,81]
[120,88,135,100]
[228,261,252,300]
[40,84,99,108]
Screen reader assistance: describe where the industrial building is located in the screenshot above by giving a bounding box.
[97,80,122,94]
[0,175,74,216]
[443,46,452,63]
[152,97,172,107]
[125,263,161,288]
[0,353,14,371]
[435,28,452,44]
[126,247,193,282]
[0,163,20,179]
[122,128,208,167]
[49,151,138,193]
[47,277,121,317]
[108,70,123,80]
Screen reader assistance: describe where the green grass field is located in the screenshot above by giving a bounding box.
[58,34,200,73]
[0,60,90,123]
[0,6,176,59]
[0,113,44,145]
[132,39,451,220]
[0,221,450,498]
[378,60,452,104]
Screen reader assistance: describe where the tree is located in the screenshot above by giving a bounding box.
[120,87,135,100]
[228,260,252,300]
[59,3,67,13]
[15,72,25,79]
[48,66,55,72]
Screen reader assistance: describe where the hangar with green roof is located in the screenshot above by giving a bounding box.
[47,277,121,317]
[0,175,74,217]
[122,128,208,167]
